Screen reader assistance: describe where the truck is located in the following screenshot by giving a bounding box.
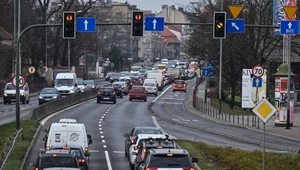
[54,73,80,95]
[147,71,164,91]
[157,63,167,72]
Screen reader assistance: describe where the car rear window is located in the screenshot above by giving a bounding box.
[50,148,83,157]
[131,87,145,92]
[40,156,76,168]
[100,88,114,92]
[175,81,184,84]
[134,129,163,135]
[149,154,191,168]
[144,83,155,87]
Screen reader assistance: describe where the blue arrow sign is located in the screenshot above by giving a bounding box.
[77,17,96,32]
[280,20,299,35]
[145,17,164,31]
[252,78,262,87]
[226,19,245,33]
[200,68,213,77]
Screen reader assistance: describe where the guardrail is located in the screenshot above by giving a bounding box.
[0,128,23,170]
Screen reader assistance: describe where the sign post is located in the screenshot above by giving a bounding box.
[28,66,36,87]
[252,99,277,170]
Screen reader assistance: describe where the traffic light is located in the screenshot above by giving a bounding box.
[131,11,144,37]
[63,11,76,39]
[213,12,226,39]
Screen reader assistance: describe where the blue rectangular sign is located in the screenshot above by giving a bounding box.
[226,19,245,33]
[252,78,262,87]
[200,68,213,77]
[77,17,96,32]
[145,17,164,31]
[280,20,299,35]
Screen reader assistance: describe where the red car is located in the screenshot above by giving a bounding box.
[173,80,187,92]
[129,86,147,102]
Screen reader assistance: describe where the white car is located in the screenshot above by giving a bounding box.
[143,81,158,96]
[128,134,166,169]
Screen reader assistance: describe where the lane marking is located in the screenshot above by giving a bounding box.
[113,151,125,154]
[99,128,102,130]
[101,135,104,138]
[99,124,102,127]
[89,150,99,153]
[152,86,172,103]
[103,145,107,148]
[100,119,103,121]
[104,114,106,116]
[161,98,186,100]
[102,116,104,118]
[100,131,103,134]
[102,140,105,143]
[104,150,113,170]
[157,102,183,104]
[152,116,178,139]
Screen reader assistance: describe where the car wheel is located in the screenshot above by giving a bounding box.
[129,98,132,101]
[130,163,134,170]
[39,102,42,105]
[113,99,117,104]
[120,95,123,98]
[184,90,186,92]
[173,90,175,92]
[144,98,147,102]
[97,99,100,103]
[4,101,6,104]
[26,97,29,104]
[22,100,25,104]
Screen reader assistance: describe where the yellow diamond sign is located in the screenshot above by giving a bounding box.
[252,98,277,123]
[196,69,200,75]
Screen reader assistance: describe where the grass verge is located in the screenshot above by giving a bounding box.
[4,120,39,170]
[0,122,20,160]
[176,139,300,170]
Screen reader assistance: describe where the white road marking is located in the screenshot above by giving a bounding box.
[101,135,104,138]
[152,86,172,103]
[152,116,178,139]
[104,150,113,170]
[103,114,106,116]
[40,101,88,125]
[0,112,2,114]
[102,140,105,143]
[161,98,186,100]
[157,102,183,104]
[5,110,8,112]
[102,116,104,118]
[100,131,103,134]
[106,111,109,114]
[39,149,45,151]
[100,119,103,121]
[99,124,102,127]
[192,120,200,122]
[89,150,99,153]
[113,151,125,154]
[99,128,102,130]
[103,145,107,148]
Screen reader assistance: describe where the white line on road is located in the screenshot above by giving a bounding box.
[99,124,102,127]
[101,135,104,138]
[157,102,183,104]
[89,150,99,153]
[103,145,107,148]
[105,150,113,170]
[102,116,104,118]
[161,98,186,100]
[113,151,125,154]
[152,116,178,139]
[152,85,172,103]
[106,111,108,114]
[100,131,103,134]
[103,114,106,116]
[100,119,103,121]
[102,140,105,143]
[99,128,102,130]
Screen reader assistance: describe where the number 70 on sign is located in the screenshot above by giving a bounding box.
[252,65,264,78]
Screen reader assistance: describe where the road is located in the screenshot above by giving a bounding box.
[25,78,300,170]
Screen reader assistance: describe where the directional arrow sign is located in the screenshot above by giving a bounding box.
[77,17,96,32]
[145,17,164,31]
[226,19,245,33]
[280,20,299,35]
[252,77,262,87]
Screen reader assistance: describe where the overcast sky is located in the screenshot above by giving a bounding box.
[118,0,193,13]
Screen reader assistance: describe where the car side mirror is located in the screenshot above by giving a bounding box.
[136,157,142,163]
[88,138,93,144]
[124,133,129,137]
[75,83,78,87]
[87,134,92,139]
[29,162,35,167]
[42,129,48,132]
[132,152,138,155]
[85,152,91,157]
[192,158,198,163]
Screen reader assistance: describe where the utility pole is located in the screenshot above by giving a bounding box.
[218,0,224,113]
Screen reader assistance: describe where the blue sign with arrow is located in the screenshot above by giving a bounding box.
[252,77,262,87]
[200,64,214,77]
[280,20,299,35]
[226,19,245,33]
[77,17,96,32]
[145,17,164,31]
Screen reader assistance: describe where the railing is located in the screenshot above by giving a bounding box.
[192,76,260,128]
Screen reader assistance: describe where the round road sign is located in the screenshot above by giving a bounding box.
[252,64,264,78]
[12,75,26,88]
[44,66,48,73]
[28,66,36,74]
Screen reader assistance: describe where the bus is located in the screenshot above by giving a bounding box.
[157,63,167,72]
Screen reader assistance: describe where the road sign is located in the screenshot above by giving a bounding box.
[196,69,200,75]
[280,20,299,35]
[252,98,277,123]
[110,62,115,67]
[28,66,36,74]
[12,75,26,88]
[252,77,262,87]
[252,64,264,78]
[77,17,96,32]
[200,68,212,77]
[283,6,298,20]
[228,5,243,19]
[226,19,245,33]
[145,17,164,31]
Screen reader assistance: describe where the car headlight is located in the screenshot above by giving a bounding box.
[39,96,43,99]
[53,96,57,99]
[21,93,24,96]
[69,90,75,93]
[4,94,7,96]
[92,86,95,88]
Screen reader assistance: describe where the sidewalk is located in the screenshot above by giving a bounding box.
[188,80,300,141]
[0,93,39,104]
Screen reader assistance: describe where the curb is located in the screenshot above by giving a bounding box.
[19,124,42,170]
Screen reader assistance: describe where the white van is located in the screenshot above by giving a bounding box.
[147,71,164,91]
[55,73,80,95]
[3,82,30,104]
[131,66,142,74]
[43,122,93,155]
[143,79,158,96]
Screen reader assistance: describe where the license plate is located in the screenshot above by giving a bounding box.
[103,97,109,99]
[177,85,182,87]
[45,99,51,101]
[135,95,140,97]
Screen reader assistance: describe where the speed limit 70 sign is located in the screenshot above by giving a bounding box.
[11,75,26,88]
[252,64,264,78]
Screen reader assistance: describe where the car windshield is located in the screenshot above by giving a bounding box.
[158,66,166,69]
[134,129,163,135]
[139,70,147,73]
[175,81,184,84]
[84,80,94,84]
[40,157,76,168]
[100,88,114,92]
[42,89,56,94]
[112,73,122,77]
[55,79,74,86]
[131,87,145,92]
[77,79,84,85]
[5,84,15,90]
[144,83,155,87]
[131,67,141,71]
[149,154,191,168]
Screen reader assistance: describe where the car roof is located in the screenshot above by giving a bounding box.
[150,148,188,154]
[100,87,114,89]
[50,144,82,149]
[134,127,162,130]
[137,134,166,139]
[43,168,81,170]
[42,150,73,156]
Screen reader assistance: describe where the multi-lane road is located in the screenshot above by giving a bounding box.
[24,78,300,170]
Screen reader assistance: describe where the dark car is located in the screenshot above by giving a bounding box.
[29,150,79,169]
[97,87,117,104]
[133,136,177,170]
[105,83,123,98]
[124,127,164,158]
[105,72,114,81]
[38,88,60,105]
[137,149,198,170]
[50,144,89,170]
[83,80,96,90]
[109,73,122,83]
[129,86,147,102]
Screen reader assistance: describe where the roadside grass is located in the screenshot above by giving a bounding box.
[4,120,38,170]
[176,139,300,170]
[0,123,18,160]
[210,98,252,115]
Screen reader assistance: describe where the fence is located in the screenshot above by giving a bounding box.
[192,76,260,128]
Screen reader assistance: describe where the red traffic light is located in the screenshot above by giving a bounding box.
[135,14,142,20]
[66,15,73,21]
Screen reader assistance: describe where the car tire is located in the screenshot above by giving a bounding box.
[113,99,117,104]
[173,90,175,92]
[26,97,29,104]
[155,93,158,96]
[130,163,134,170]
[39,102,42,105]
[144,98,147,102]
[4,101,6,104]
[120,95,123,98]
[97,99,100,103]
[129,98,132,101]
[22,100,25,104]
[184,90,186,92]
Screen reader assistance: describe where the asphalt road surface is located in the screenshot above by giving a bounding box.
[25,78,300,170]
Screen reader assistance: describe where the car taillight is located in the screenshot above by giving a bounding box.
[112,92,116,96]
[35,168,39,170]
[46,146,50,150]
[173,84,176,87]
[145,168,158,170]
[98,92,102,95]
[84,147,88,153]
[134,146,139,150]
[78,159,86,163]
[184,84,186,87]
[118,88,121,90]
[131,139,135,144]
[183,168,195,170]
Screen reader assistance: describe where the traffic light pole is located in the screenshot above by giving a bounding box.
[219,0,224,114]
[15,22,280,130]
